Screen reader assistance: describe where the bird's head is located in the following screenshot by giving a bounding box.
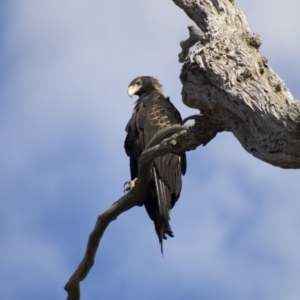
[127,76,163,98]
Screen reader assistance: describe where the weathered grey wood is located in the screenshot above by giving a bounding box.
[173,0,300,168]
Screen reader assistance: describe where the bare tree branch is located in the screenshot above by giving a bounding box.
[173,0,300,168]
[64,117,223,300]
[64,117,222,300]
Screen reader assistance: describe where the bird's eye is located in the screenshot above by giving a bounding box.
[136,80,142,85]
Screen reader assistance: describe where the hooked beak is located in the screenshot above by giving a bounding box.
[127,85,139,98]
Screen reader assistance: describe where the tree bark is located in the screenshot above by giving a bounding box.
[174,0,300,168]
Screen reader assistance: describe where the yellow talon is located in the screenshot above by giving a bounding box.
[123,178,138,192]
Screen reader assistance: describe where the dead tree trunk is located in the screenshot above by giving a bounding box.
[65,1,300,299]
[174,0,300,168]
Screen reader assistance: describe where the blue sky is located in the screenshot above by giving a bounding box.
[0,1,299,300]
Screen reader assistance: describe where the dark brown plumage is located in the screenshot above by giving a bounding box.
[124,76,186,252]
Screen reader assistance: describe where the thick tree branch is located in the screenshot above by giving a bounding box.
[173,0,300,168]
[64,117,222,300]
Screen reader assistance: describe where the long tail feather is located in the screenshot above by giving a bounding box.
[152,167,173,254]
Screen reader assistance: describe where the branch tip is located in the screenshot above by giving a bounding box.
[178,25,206,63]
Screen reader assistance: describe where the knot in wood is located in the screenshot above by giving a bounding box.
[245,33,262,49]
[242,68,252,80]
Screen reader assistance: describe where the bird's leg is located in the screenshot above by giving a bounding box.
[123,178,138,193]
